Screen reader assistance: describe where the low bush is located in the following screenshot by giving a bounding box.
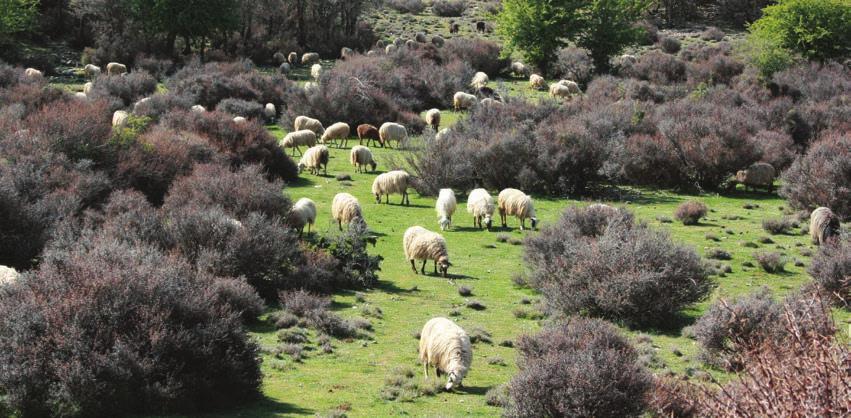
[26,99,115,167]
[432,0,467,17]
[675,201,708,225]
[781,131,851,219]
[660,37,681,54]
[387,0,425,14]
[506,318,652,417]
[808,237,850,307]
[552,47,595,85]
[762,217,794,235]
[216,98,266,120]
[168,60,293,109]
[624,51,687,84]
[88,71,158,108]
[754,252,786,273]
[753,130,796,171]
[442,38,508,77]
[701,27,726,41]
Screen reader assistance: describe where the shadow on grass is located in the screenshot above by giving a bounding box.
[456,385,491,396]
[242,397,314,417]
[629,312,700,338]
[375,279,420,295]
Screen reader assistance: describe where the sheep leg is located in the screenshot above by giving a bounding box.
[433,260,438,274]
[421,259,427,275]
[386,194,390,204]
[338,220,343,231]
[520,218,525,231]
[410,260,418,274]
[423,362,428,379]
[307,223,311,234]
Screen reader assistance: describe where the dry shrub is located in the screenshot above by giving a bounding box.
[781,131,851,219]
[808,236,851,308]
[675,201,707,225]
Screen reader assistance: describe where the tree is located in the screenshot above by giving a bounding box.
[0,0,39,37]
[496,0,650,74]
[749,0,851,63]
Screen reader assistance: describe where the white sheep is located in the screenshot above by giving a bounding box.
[511,62,530,76]
[294,115,325,136]
[373,170,411,205]
[332,192,364,230]
[311,63,323,81]
[288,52,299,65]
[298,145,329,176]
[498,188,538,230]
[425,108,441,131]
[480,98,502,108]
[367,50,377,57]
[288,198,317,237]
[471,72,489,90]
[403,226,451,277]
[279,62,291,75]
[379,122,408,149]
[233,116,247,124]
[280,130,317,156]
[133,97,150,112]
[453,92,477,111]
[301,52,320,65]
[106,62,127,76]
[190,104,206,113]
[557,79,582,95]
[734,162,776,192]
[0,265,19,286]
[84,64,101,78]
[24,68,43,79]
[264,103,276,120]
[810,207,840,246]
[419,317,472,390]
[112,110,129,128]
[435,128,451,142]
[350,145,377,173]
[321,122,351,147]
[74,92,87,100]
[529,74,546,90]
[467,188,495,230]
[303,82,319,95]
[385,44,398,54]
[549,83,572,99]
[83,82,94,95]
[436,188,457,231]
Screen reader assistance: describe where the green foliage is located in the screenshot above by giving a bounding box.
[111,115,153,147]
[496,0,650,74]
[0,0,39,37]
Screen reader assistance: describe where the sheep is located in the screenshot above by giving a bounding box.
[321,122,351,148]
[83,82,94,95]
[288,52,299,65]
[810,207,840,246]
[106,62,127,76]
[294,115,325,136]
[403,226,451,277]
[0,265,19,286]
[436,188,457,231]
[453,92,477,111]
[419,317,472,390]
[357,124,383,147]
[467,188,495,230]
[332,192,364,230]
[190,104,206,113]
[74,92,87,100]
[529,74,546,90]
[511,62,530,76]
[734,162,776,192]
[303,81,319,95]
[379,122,408,149]
[341,47,354,59]
[233,116,247,124]
[350,145,377,173]
[394,38,405,47]
[385,44,398,54]
[112,110,129,128]
[425,108,441,131]
[620,54,637,65]
[557,79,582,95]
[288,197,317,237]
[278,62,291,75]
[24,68,43,78]
[264,103,276,120]
[415,32,428,43]
[587,203,618,217]
[373,170,411,205]
[435,128,451,142]
[476,21,486,33]
[449,22,460,34]
[367,50,377,57]
[298,145,329,176]
[549,83,572,99]
[133,97,150,112]
[310,63,323,81]
[375,40,386,48]
[273,52,286,63]
[471,72,489,90]
[431,36,445,47]
[406,40,418,50]
[301,52,320,65]
[280,130,317,156]
[498,188,538,230]
[480,98,502,108]
[84,64,101,78]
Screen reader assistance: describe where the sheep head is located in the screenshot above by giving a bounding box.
[438,256,451,277]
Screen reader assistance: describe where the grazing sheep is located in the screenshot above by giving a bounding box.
[511,62,529,76]
[191,104,206,113]
[288,52,299,65]
[435,128,451,142]
[280,130,317,156]
[480,98,502,108]
[450,22,460,34]
[264,103,276,120]
[471,72,489,90]
[367,50,377,57]
[357,124,383,147]
[373,170,411,205]
[375,40,386,48]
[394,38,405,47]
[294,116,325,136]
[549,83,572,99]
[321,122,351,147]
[303,81,319,95]
[467,188,495,230]
[112,110,129,128]
[278,62,291,75]
[83,82,93,95]
[453,92,477,111]
[311,63,323,81]
[301,52,320,65]
[332,192,364,230]
[106,62,127,76]
[498,188,538,230]
[529,74,546,90]
[620,54,637,65]
[341,47,354,59]
[350,145,377,173]
[425,108,441,131]
[403,226,452,277]
[0,265,19,286]
[476,21,486,33]
[74,92,87,100]
[288,198,317,237]
[386,44,398,54]
[406,40,418,49]
[436,188,457,231]
[24,68,43,79]
[379,122,408,149]
[233,116,247,124]
[810,207,840,246]
[415,32,427,43]
[273,51,286,63]
[84,64,101,78]
[133,97,150,112]
[419,317,472,390]
[557,79,582,94]
[432,36,445,47]
[298,145,329,176]
[734,162,776,192]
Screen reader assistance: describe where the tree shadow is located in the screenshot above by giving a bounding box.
[375,279,420,295]
[287,176,316,188]
[626,312,699,338]
[456,385,491,396]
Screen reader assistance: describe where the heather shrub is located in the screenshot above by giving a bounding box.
[647,377,700,418]
[660,37,681,54]
[701,27,726,41]
[754,252,786,273]
[675,201,707,225]
[278,290,366,339]
[134,54,176,79]
[762,217,793,234]
[716,0,773,26]
[524,206,712,327]
[808,236,851,307]
[387,0,425,14]
[623,51,687,84]
[0,80,66,119]
[131,93,194,120]
[168,60,293,109]
[442,38,508,77]
[25,99,115,167]
[211,277,267,322]
[88,71,157,108]
[506,318,652,417]
[432,0,467,17]
[687,53,745,86]
[215,98,266,120]
[781,131,851,219]
[552,47,595,85]
[309,220,383,290]
[753,130,796,171]
[0,237,261,416]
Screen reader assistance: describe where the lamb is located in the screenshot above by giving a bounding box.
[431,36,445,47]
[83,82,94,95]
[191,104,206,113]
[435,128,451,142]
[280,130,317,156]
[74,92,87,100]
[480,98,502,108]
[294,115,325,136]
[498,188,538,230]
[511,62,530,76]
[350,145,377,173]
[372,170,411,205]
[810,207,840,246]
[311,63,323,81]
[419,317,472,390]
[379,122,408,149]
[112,110,129,128]
[557,79,582,95]
[357,124,383,147]
[303,82,319,95]
[298,145,329,176]
[385,44,398,54]
[425,109,441,131]
[471,72,489,90]
[301,52,320,65]
[332,192,364,230]
[403,226,451,277]
[321,122,351,148]
[529,74,546,90]
[288,52,299,65]
[0,265,19,286]
[467,188,495,230]
[24,68,43,78]
[436,188,457,231]
[233,116,247,124]
[106,62,127,76]
[264,103,276,120]
[84,64,101,78]
[288,197,317,237]
[449,22,460,34]
[549,83,572,99]
[453,92,477,111]
[734,162,776,192]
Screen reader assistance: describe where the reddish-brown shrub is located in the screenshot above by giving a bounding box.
[88,71,157,108]
[808,236,851,308]
[781,131,851,219]
[623,51,687,84]
[753,129,797,171]
[25,99,114,167]
[674,201,708,225]
[442,38,508,76]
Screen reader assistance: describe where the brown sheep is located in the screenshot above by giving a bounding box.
[357,124,383,147]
